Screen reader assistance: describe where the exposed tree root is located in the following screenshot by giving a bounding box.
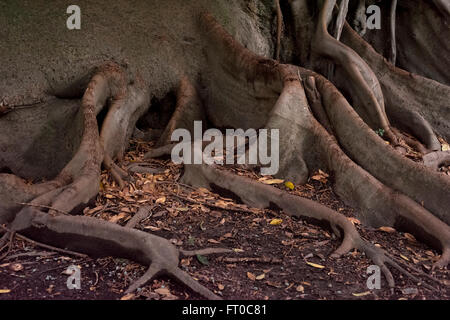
[7,207,227,299]
[198,12,450,271]
[0,63,230,299]
[341,22,448,149]
[157,76,205,147]
[423,151,450,171]
[0,5,449,301]
[312,0,397,143]
[181,163,439,289]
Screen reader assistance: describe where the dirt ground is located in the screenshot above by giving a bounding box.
[1,139,449,300]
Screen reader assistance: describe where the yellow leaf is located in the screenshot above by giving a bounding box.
[352,291,371,297]
[99,181,104,191]
[262,179,284,185]
[306,261,325,269]
[442,143,450,151]
[0,289,11,294]
[400,254,409,262]
[233,248,244,253]
[256,273,265,280]
[285,181,295,190]
[155,196,166,204]
[269,219,283,225]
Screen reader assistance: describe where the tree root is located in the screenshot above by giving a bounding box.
[274,0,283,61]
[199,13,450,271]
[181,163,441,289]
[312,0,397,143]
[125,205,153,229]
[341,22,447,149]
[8,206,228,299]
[423,151,450,170]
[157,76,205,147]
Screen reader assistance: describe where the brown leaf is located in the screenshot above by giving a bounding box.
[378,226,396,233]
[109,212,128,223]
[8,263,23,272]
[247,272,256,281]
[404,233,417,242]
[120,293,136,300]
[347,217,361,225]
[155,196,166,204]
[155,288,171,296]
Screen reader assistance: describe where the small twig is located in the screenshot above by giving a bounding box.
[4,251,57,261]
[0,231,15,261]
[169,191,255,214]
[216,256,282,264]
[180,248,232,257]
[0,225,87,258]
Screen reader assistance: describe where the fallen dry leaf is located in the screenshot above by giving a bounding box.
[404,233,417,242]
[109,212,128,223]
[256,273,265,280]
[247,272,256,281]
[262,179,284,185]
[155,196,166,204]
[378,226,396,233]
[0,289,11,294]
[155,288,171,296]
[352,291,371,297]
[296,285,304,293]
[269,219,283,226]
[347,217,361,225]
